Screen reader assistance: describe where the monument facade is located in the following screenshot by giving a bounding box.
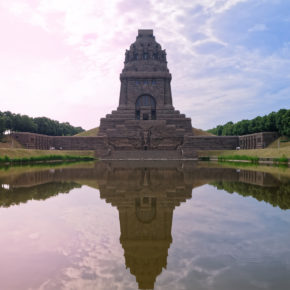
[98,29,195,158]
[11,29,278,157]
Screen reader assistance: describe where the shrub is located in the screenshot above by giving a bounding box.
[273,155,288,163]
[199,156,210,161]
[0,154,94,164]
[218,155,259,163]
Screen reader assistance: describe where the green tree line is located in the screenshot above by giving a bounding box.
[0,182,80,208]
[207,109,290,137]
[212,181,290,210]
[0,111,84,136]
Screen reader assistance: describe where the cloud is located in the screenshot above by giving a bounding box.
[157,184,290,289]
[0,0,289,130]
[2,0,48,31]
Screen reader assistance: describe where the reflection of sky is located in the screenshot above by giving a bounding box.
[157,185,290,290]
[0,183,290,289]
[0,0,290,130]
[0,186,136,290]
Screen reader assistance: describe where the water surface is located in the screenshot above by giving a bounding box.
[0,161,290,290]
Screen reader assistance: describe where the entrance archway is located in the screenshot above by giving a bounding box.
[135,95,156,120]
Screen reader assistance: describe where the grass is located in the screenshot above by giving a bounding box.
[0,148,95,159]
[0,154,95,164]
[0,135,23,148]
[267,136,290,149]
[198,146,290,159]
[193,128,214,136]
[74,127,99,137]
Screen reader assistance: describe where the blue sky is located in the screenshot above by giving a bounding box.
[0,0,289,130]
[169,0,290,128]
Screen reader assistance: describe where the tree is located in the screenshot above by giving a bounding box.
[264,112,277,131]
[280,110,290,137]
[0,116,4,137]
[3,111,13,130]
[0,110,84,136]
[207,109,290,137]
[275,109,287,135]
[222,122,234,136]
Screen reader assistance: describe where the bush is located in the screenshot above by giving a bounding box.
[0,155,95,164]
[199,156,210,161]
[218,155,259,163]
[273,155,288,164]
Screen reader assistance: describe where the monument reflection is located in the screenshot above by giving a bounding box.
[0,161,289,289]
[98,163,193,289]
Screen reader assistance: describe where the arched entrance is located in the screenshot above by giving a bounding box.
[135,95,156,120]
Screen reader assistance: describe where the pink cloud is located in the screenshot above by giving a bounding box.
[1,0,287,131]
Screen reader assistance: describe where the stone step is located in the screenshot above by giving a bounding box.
[115,124,126,129]
[106,114,134,119]
[157,115,183,119]
[102,150,183,160]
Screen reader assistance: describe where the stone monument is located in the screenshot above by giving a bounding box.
[98,29,195,158]
[15,29,261,155]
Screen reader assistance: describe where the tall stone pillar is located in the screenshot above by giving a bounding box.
[164,78,173,107]
[118,78,127,108]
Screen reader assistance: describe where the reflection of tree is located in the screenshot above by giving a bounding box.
[212,181,290,210]
[0,182,80,207]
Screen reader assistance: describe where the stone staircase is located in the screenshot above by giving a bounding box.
[102,150,184,160]
[99,107,193,135]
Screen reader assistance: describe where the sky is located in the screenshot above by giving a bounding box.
[0,0,290,130]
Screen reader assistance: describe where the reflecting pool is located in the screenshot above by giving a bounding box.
[0,161,290,290]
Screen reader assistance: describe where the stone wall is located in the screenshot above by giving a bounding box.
[182,136,239,151]
[239,132,278,149]
[11,131,279,159]
[11,132,108,154]
[12,132,53,149]
[11,132,237,154]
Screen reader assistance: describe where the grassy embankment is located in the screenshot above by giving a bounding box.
[198,137,290,163]
[2,127,289,163]
[193,128,214,136]
[0,153,95,164]
[74,127,99,136]
[0,147,95,159]
[0,136,95,164]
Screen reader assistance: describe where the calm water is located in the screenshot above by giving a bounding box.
[0,161,290,290]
